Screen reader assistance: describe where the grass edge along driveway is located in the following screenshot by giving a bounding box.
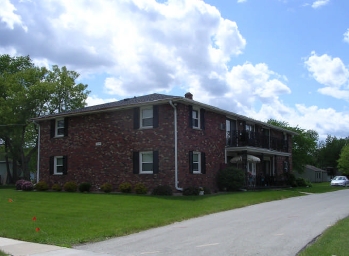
[1,183,347,249]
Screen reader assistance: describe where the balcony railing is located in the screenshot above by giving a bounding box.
[226,130,289,152]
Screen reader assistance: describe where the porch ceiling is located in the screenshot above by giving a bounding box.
[225,146,291,157]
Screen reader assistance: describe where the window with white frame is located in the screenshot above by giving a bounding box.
[247,162,256,176]
[192,108,200,128]
[54,156,64,175]
[141,106,153,128]
[192,152,201,173]
[140,151,153,174]
[56,119,65,137]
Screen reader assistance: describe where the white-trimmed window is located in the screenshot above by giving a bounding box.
[140,151,153,174]
[192,108,200,129]
[141,106,153,128]
[55,156,64,174]
[56,119,65,137]
[192,152,201,173]
[189,151,206,174]
[247,162,256,176]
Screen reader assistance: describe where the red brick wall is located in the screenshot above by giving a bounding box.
[38,103,226,192]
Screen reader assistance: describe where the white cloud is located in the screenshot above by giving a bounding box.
[311,0,330,8]
[86,95,117,107]
[344,29,349,44]
[237,0,247,3]
[304,51,349,89]
[0,0,27,31]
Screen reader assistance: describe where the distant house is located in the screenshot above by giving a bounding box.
[0,154,12,185]
[32,93,297,192]
[295,165,330,183]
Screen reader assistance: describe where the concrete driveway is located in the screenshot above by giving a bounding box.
[75,189,349,256]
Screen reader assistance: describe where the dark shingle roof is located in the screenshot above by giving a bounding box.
[33,93,180,120]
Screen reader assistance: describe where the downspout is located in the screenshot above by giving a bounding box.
[169,101,183,191]
[33,121,40,182]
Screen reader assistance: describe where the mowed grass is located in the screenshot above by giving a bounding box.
[298,215,349,256]
[1,188,302,247]
[0,183,347,248]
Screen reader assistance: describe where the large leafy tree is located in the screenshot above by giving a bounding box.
[316,135,348,170]
[337,144,349,176]
[267,119,319,173]
[0,54,90,182]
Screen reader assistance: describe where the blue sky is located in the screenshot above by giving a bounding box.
[1,0,349,139]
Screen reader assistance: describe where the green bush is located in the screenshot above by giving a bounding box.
[119,182,132,193]
[134,183,147,194]
[51,184,62,191]
[285,173,297,187]
[64,181,77,192]
[100,183,112,193]
[79,182,91,192]
[203,186,212,194]
[151,185,173,196]
[35,181,49,191]
[295,178,308,187]
[183,187,200,196]
[217,166,245,191]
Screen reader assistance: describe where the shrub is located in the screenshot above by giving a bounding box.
[285,173,297,187]
[217,166,245,191]
[183,187,200,196]
[21,181,34,191]
[79,182,91,192]
[64,181,77,192]
[203,187,212,194]
[35,181,49,191]
[119,182,132,193]
[134,183,147,194]
[52,184,62,192]
[151,185,173,196]
[295,178,308,187]
[100,183,112,193]
[15,179,27,190]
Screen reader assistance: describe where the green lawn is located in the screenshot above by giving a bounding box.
[298,215,349,256]
[0,183,347,249]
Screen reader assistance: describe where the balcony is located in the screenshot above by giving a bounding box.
[226,130,289,152]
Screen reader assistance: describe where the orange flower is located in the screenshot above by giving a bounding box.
[35,227,40,232]
[32,216,37,221]
[8,198,13,203]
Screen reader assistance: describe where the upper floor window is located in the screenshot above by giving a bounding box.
[56,119,65,137]
[188,106,205,130]
[141,107,153,128]
[134,106,158,129]
[50,118,68,138]
[192,109,199,128]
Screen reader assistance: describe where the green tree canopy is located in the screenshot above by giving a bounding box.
[337,144,349,176]
[267,119,319,173]
[0,54,90,182]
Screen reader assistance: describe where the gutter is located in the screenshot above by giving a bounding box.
[169,100,183,191]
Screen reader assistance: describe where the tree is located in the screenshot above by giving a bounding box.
[0,54,90,182]
[267,119,319,173]
[337,144,349,176]
[316,135,348,171]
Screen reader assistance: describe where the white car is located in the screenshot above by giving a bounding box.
[330,176,349,187]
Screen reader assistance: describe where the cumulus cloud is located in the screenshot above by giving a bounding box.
[344,29,349,43]
[86,95,117,107]
[304,51,349,93]
[0,0,27,31]
[311,0,330,8]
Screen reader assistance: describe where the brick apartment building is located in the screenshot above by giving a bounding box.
[32,93,297,192]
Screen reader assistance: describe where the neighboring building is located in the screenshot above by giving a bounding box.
[32,93,297,192]
[295,165,330,183]
[0,154,12,185]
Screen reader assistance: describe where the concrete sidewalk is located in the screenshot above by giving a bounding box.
[0,237,110,256]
